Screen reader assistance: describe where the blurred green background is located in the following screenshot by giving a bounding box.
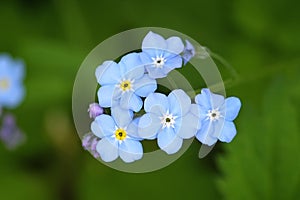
[1,0,300,199]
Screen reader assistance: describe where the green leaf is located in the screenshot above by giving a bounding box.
[217,71,300,200]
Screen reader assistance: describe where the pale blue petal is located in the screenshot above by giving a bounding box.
[144,92,168,115]
[139,52,154,65]
[190,104,207,121]
[0,54,11,68]
[195,120,218,146]
[95,61,121,85]
[111,104,133,128]
[0,85,24,108]
[96,137,119,162]
[195,91,211,110]
[119,139,143,163]
[138,113,161,139]
[145,65,167,79]
[189,104,201,117]
[126,117,142,140]
[218,121,237,143]
[97,85,119,107]
[196,88,225,109]
[168,89,191,116]
[203,88,224,109]
[142,31,167,51]
[91,114,115,138]
[134,75,157,97]
[175,112,201,139]
[11,60,25,81]
[224,97,241,121]
[211,118,225,138]
[120,92,143,112]
[119,53,145,80]
[166,36,184,55]
[163,55,183,73]
[158,128,183,154]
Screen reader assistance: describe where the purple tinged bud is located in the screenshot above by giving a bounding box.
[88,103,104,119]
[82,134,92,150]
[81,132,100,159]
[0,114,25,149]
[90,137,99,152]
[182,40,195,65]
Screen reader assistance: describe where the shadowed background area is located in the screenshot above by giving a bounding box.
[0,0,300,199]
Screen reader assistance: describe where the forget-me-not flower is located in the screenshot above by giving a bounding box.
[138,89,200,154]
[182,40,195,65]
[91,106,143,163]
[96,52,157,112]
[0,54,25,108]
[192,88,241,146]
[140,31,184,79]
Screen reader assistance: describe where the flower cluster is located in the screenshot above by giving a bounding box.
[83,32,241,163]
[0,54,26,149]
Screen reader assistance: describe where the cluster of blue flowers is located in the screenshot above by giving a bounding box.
[0,54,26,149]
[83,32,241,163]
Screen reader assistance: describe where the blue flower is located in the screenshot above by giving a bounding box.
[192,88,241,146]
[96,52,157,112]
[140,31,184,79]
[91,107,143,163]
[182,40,195,65]
[138,89,200,154]
[0,54,25,108]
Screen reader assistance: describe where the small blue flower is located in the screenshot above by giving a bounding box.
[182,40,195,65]
[91,107,143,163]
[140,31,184,79]
[0,54,25,108]
[138,89,200,154]
[96,52,157,112]
[193,88,241,146]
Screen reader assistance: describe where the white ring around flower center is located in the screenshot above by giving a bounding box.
[152,55,166,68]
[117,79,135,93]
[207,109,221,121]
[160,111,177,129]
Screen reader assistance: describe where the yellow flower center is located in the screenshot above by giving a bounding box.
[0,78,10,91]
[120,80,132,92]
[115,128,127,140]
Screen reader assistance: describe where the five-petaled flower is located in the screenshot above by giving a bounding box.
[96,52,157,112]
[138,89,200,154]
[192,88,241,146]
[140,31,184,79]
[91,106,143,163]
[0,54,25,108]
